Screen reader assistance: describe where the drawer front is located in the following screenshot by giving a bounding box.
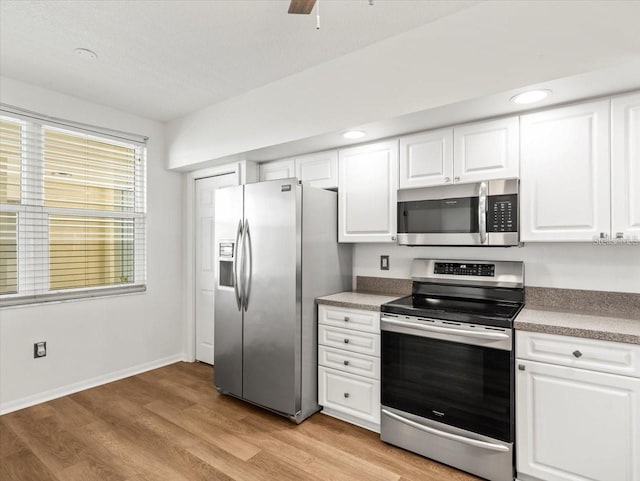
[319,305,380,333]
[318,345,380,379]
[319,325,380,356]
[318,366,380,424]
[516,331,640,378]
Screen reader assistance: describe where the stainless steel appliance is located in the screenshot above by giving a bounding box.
[397,179,519,246]
[380,259,524,481]
[214,179,352,423]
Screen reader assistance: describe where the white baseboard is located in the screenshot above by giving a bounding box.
[0,353,189,415]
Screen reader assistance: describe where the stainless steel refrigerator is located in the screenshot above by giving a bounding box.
[213,179,352,423]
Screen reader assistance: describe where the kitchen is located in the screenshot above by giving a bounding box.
[1,1,639,481]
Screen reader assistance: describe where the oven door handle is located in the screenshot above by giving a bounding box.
[382,409,510,453]
[381,317,509,341]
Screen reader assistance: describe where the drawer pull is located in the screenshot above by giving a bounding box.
[343,360,350,366]
[344,316,350,322]
[344,339,350,344]
[344,393,350,398]
[573,350,583,358]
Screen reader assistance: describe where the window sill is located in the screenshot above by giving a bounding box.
[0,285,147,309]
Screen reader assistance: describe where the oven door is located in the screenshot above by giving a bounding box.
[381,315,514,443]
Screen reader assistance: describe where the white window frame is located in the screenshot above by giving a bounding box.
[0,105,148,307]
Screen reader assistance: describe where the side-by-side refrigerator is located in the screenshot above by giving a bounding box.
[214,179,352,423]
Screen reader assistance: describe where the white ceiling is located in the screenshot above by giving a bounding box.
[0,0,477,122]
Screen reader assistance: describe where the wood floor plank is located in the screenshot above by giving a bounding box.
[0,362,482,481]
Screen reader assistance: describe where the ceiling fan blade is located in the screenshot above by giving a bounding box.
[288,0,316,14]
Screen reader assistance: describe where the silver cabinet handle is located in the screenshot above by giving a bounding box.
[233,220,244,311]
[243,220,253,311]
[344,317,350,322]
[478,181,488,244]
[382,409,509,453]
[573,350,583,358]
[454,176,460,182]
[382,317,509,341]
[343,339,350,344]
[444,177,451,183]
[343,360,350,366]
[616,232,624,239]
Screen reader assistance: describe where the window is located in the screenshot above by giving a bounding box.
[0,107,146,306]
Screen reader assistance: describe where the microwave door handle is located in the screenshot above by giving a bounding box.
[478,181,488,244]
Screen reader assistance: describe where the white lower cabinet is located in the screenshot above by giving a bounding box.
[318,305,381,432]
[516,331,640,481]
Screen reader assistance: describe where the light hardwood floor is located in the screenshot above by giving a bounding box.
[0,362,480,481]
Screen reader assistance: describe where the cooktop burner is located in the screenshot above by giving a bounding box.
[381,295,523,328]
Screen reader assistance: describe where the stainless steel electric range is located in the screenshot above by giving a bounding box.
[380,258,524,481]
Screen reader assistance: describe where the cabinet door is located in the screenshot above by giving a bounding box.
[521,100,611,242]
[295,150,338,189]
[516,359,640,481]
[612,92,640,241]
[259,158,295,182]
[453,116,519,184]
[399,128,453,189]
[338,140,398,243]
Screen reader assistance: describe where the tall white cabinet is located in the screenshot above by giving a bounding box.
[611,92,640,241]
[520,100,611,242]
[516,331,640,481]
[338,140,398,243]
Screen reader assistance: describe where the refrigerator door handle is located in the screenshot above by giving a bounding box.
[233,219,244,311]
[243,220,253,311]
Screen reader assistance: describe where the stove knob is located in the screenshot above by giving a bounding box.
[573,350,583,358]
[343,360,350,366]
[344,393,350,398]
[344,339,350,344]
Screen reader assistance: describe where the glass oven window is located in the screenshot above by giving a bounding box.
[382,330,512,442]
[398,197,479,234]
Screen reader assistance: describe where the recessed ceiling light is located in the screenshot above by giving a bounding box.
[510,89,551,105]
[74,48,98,60]
[342,130,366,140]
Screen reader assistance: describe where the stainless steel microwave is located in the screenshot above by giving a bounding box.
[397,179,519,246]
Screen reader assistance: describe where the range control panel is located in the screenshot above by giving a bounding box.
[487,194,518,232]
[434,262,496,277]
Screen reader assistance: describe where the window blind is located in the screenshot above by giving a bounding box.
[0,106,147,306]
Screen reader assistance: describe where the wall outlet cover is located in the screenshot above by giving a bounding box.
[34,342,46,358]
[380,255,390,271]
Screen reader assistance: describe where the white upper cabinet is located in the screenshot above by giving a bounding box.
[399,128,453,189]
[295,150,338,189]
[338,140,398,243]
[611,92,640,241]
[453,116,519,184]
[259,158,295,182]
[521,100,611,242]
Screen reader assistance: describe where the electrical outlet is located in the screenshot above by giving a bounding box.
[34,342,46,358]
[380,255,390,271]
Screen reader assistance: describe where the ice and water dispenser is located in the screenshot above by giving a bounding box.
[218,241,235,287]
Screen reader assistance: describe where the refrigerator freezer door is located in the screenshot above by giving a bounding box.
[242,179,301,416]
[213,184,244,397]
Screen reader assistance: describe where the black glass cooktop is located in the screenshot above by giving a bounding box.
[381,295,523,328]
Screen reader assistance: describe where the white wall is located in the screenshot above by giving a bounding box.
[166,1,640,169]
[354,243,640,293]
[0,77,184,413]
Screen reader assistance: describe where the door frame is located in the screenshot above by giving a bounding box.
[184,161,258,362]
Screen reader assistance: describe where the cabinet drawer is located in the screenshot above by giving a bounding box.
[318,367,380,425]
[319,325,380,356]
[516,331,640,378]
[318,346,380,379]
[318,305,380,333]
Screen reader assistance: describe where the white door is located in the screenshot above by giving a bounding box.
[516,359,640,481]
[195,173,237,364]
[259,158,295,182]
[399,128,453,189]
[338,140,398,243]
[612,92,640,241]
[295,150,338,189]
[520,100,611,242]
[453,116,519,184]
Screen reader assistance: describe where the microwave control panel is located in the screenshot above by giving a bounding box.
[487,194,517,232]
